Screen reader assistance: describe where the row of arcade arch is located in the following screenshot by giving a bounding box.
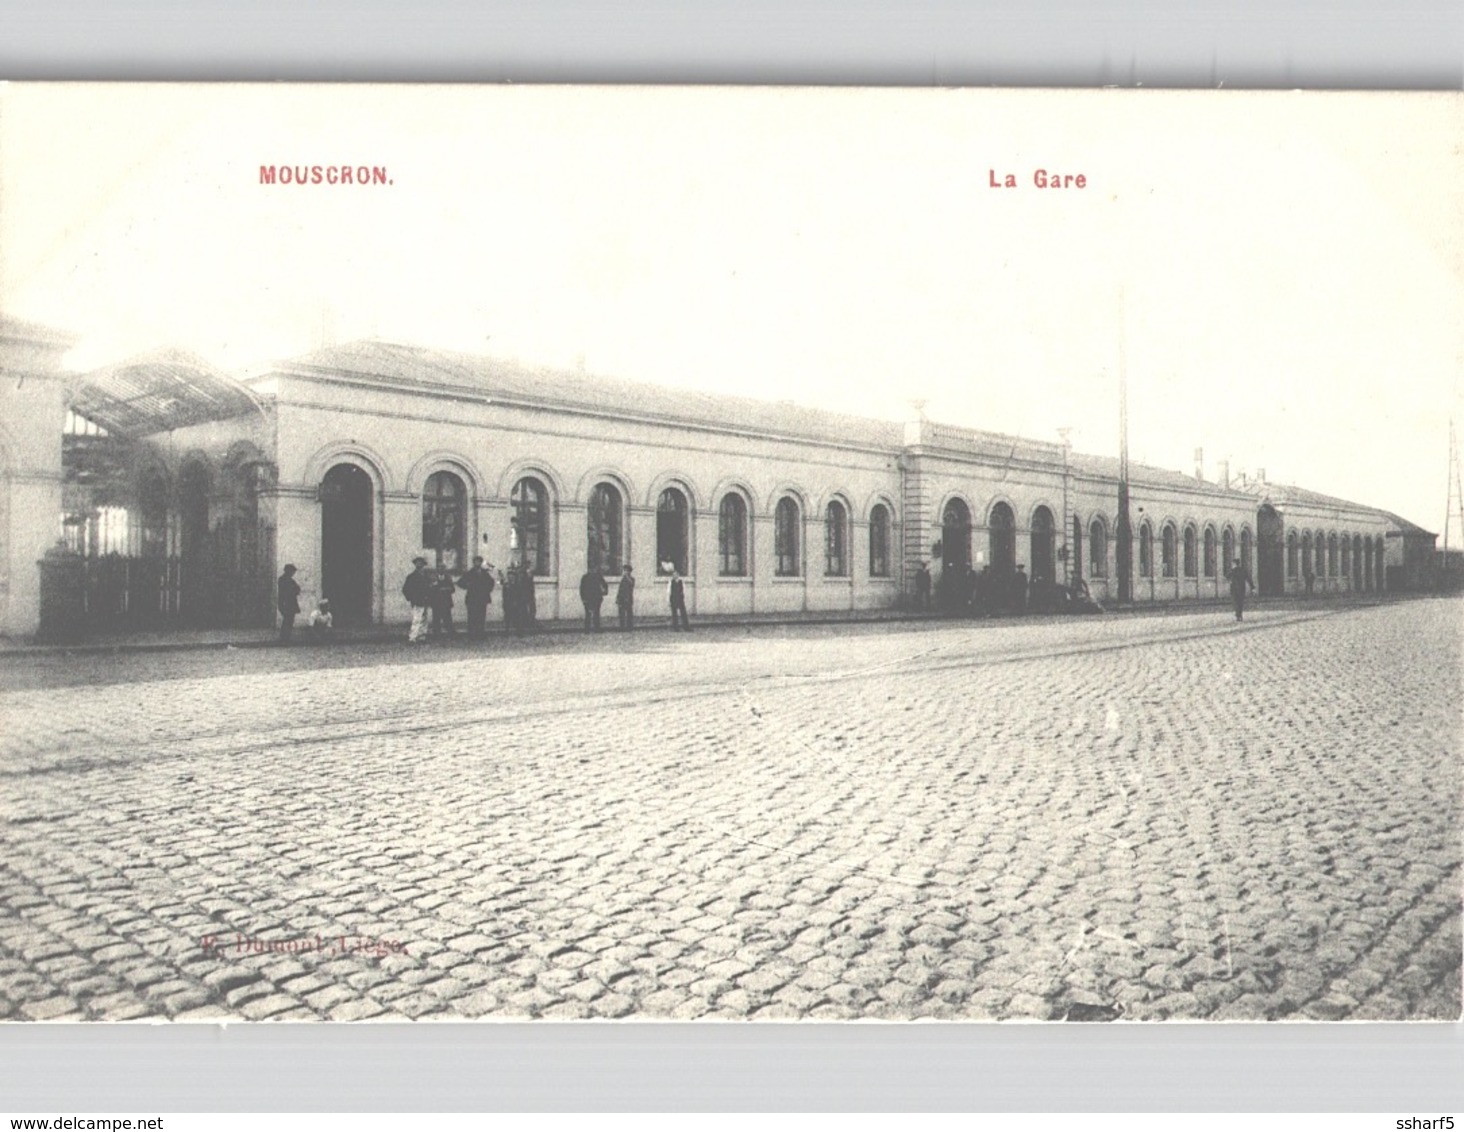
[934,498,1387,599]
[315,458,900,625]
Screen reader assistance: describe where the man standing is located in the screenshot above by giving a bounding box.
[579,564,608,631]
[667,567,690,631]
[430,566,456,635]
[402,556,434,642]
[914,561,932,611]
[277,563,301,643]
[616,564,636,630]
[457,556,496,637]
[1226,558,1256,622]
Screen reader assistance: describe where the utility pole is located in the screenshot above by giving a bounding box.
[1058,427,1072,588]
[1115,289,1133,604]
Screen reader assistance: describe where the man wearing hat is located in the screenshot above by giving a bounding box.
[615,564,636,630]
[457,555,497,638]
[402,555,435,642]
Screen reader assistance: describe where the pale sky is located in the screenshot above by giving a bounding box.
[2,84,1460,532]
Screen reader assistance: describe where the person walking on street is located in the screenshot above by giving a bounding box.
[403,556,434,642]
[277,564,301,643]
[580,565,609,631]
[457,556,496,637]
[1226,559,1256,622]
[667,567,691,631]
[616,564,636,630]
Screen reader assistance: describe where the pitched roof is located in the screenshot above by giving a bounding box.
[272,340,905,451]
[1067,451,1245,499]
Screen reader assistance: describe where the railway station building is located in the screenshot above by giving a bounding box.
[0,314,1436,638]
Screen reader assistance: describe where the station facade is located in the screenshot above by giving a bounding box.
[0,316,1434,637]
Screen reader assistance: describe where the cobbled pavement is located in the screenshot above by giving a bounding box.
[1,600,1459,1021]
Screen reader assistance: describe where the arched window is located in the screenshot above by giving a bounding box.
[1161,523,1177,578]
[1183,524,1198,578]
[1203,526,1217,578]
[422,470,467,571]
[869,503,891,578]
[656,487,689,575]
[1340,535,1351,578]
[988,502,1016,574]
[774,496,801,576]
[1302,532,1313,578]
[587,482,624,575]
[1139,521,1154,577]
[1222,527,1235,574]
[1088,516,1108,578]
[1241,527,1253,575]
[511,476,550,576]
[824,500,848,576]
[1328,533,1338,576]
[943,498,972,575]
[1316,531,1327,576]
[718,493,748,577]
[1286,530,1299,579]
[1030,506,1055,584]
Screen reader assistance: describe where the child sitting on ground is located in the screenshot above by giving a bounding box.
[307,599,333,638]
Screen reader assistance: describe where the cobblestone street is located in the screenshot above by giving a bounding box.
[1,599,1459,1022]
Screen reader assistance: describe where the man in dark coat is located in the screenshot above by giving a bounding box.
[1014,565,1030,613]
[402,556,434,642]
[667,567,690,631]
[1226,559,1256,621]
[457,556,496,637]
[430,567,456,635]
[579,565,609,631]
[914,561,932,611]
[277,564,301,643]
[616,564,636,630]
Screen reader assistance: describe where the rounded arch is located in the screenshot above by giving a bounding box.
[222,438,269,472]
[575,465,637,508]
[303,442,390,494]
[815,488,856,517]
[984,495,1018,529]
[862,490,899,524]
[764,482,811,515]
[405,451,488,498]
[711,477,759,515]
[176,447,215,479]
[645,471,701,511]
[1026,500,1059,530]
[940,495,973,524]
[496,458,567,503]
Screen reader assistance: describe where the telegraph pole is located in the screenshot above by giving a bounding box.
[1115,290,1133,604]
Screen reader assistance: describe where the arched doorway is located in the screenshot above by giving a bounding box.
[1256,505,1284,596]
[988,501,1016,576]
[178,461,213,624]
[1030,506,1055,586]
[1363,536,1374,591]
[941,498,971,576]
[939,498,971,611]
[320,463,373,625]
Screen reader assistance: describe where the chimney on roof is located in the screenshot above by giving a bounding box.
[1256,467,1266,484]
[1218,459,1230,488]
[1193,447,1205,481]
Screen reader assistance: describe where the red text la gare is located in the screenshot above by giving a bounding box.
[989,169,1087,189]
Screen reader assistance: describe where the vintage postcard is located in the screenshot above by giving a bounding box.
[0,84,1459,1022]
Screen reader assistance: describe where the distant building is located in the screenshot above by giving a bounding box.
[0,316,1431,637]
